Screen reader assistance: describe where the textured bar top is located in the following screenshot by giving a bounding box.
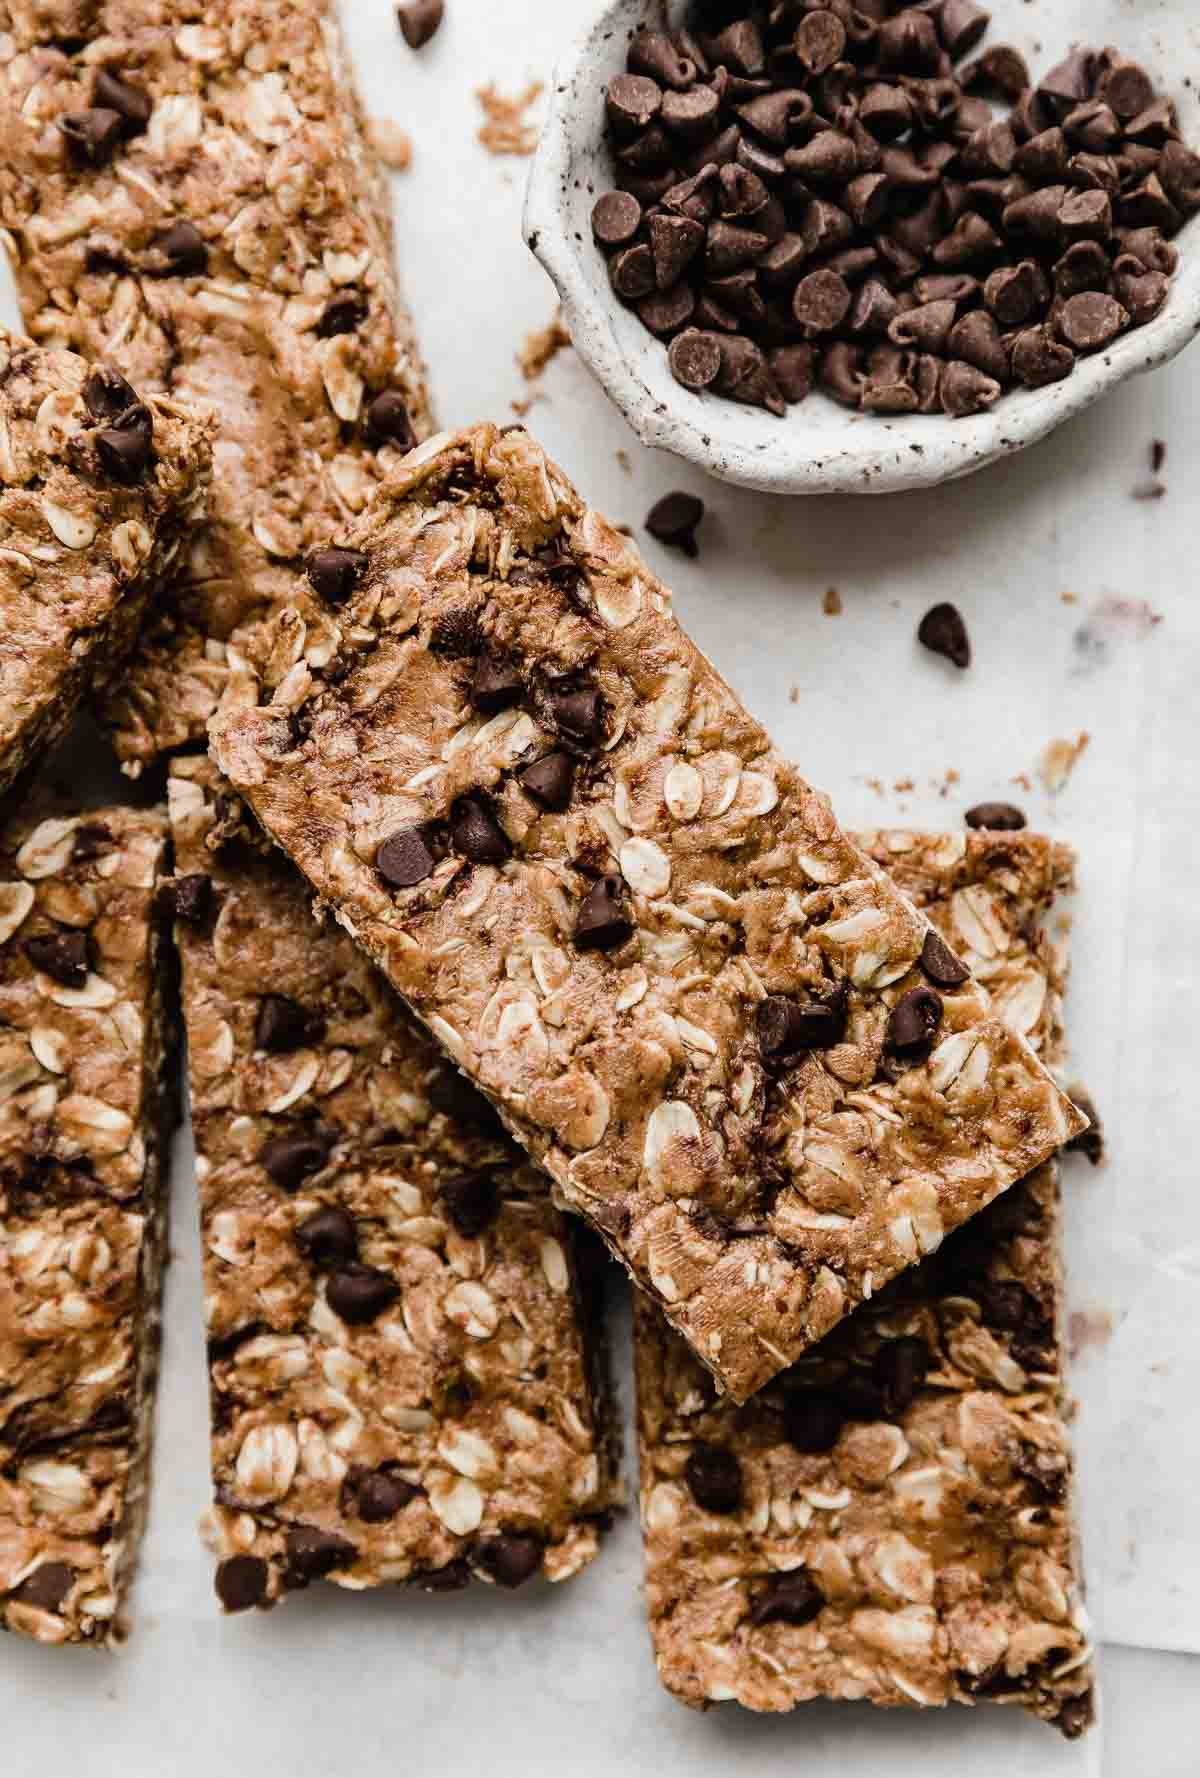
[0,805,174,1646]
[211,423,1085,1400]
[169,758,614,1610]
[0,0,432,772]
[634,828,1093,1736]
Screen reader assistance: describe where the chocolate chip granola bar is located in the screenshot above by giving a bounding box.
[0,806,174,1646]
[634,827,1093,1736]
[210,423,1085,1402]
[168,758,614,1611]
[0,0,433,774]
[0,327,209,800]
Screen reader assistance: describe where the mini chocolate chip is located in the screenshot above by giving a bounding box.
[685,1442,742,1514]
[609,242,657,301]
[873,1335,930,1414]
[316,291,367,337]
[295,1206,359,1270]
[255,993,325,1054]
[965,800,1026,830]
[83,367,138,422]
[307,546,367,605]
[769,343,816,404]
[1058,291,1127,352]
[397,0,444,50]
[645,490,705,557]
[147,220,208,277]
[921,929,971,989]
[795,9,846,74]
[939,0,990,61]
[592,189,643,246]
[378,826,436,887]
[441,1171,500,1238]
[918,601,971,670]
[942,360,1003,417]
[451,792,511,865]
[11,1561,74,1613]
[410,1559,471,1592]
[757,984,848,1058]
[886,986,944,1055]
[96,404,154,484]
[348,1465,417,1522]
[285,1526,358,1583]
[749,1568,825,1627]
[215,1555,269,1613]
[648,211,705,290]
[518,750,576,812]
[71,822,113,861]
[94,71,151,137]
[326,1263,401,1326]
[365,390,415,450]
[661,85,720,143]
[59,108,123,168]
[607,72,663,136]
[171,873,213,926]
[976,1278,1036,1332]
[429,1068,504,1133]
[1011,323,1075,389]
[783,1388,844,1453]
[259,1131,334,1192]
[475,1534,544,1588]
[1065,1083,1104,1165]
[551,685,604,749]
[23,930,90,989]
[1055,1693,1095,1741]
[574,875,633,952]
[792,268,851,335]
[470,651,523,714]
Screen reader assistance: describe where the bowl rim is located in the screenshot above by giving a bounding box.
[523,0,1200,496]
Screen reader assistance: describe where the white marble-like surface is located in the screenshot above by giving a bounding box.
[1,2,1197,1772]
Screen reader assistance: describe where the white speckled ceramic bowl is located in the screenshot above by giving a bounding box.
[524,0,1200,495]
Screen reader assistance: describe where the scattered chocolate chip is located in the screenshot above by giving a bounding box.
[886,986,944,1055]
[451,792,511,865]
[347,1465,416,1522]
[326,1263,401,1326]
[920,930,971,989]
[59,108,123,168]
[749,1568,825,1627]
[441,1171,500,1238]
[783,1388,844,1453]
[259,1130,334,1192]
[255,993,324,1054]
[396,0,444,50]
[285,1526,358,1583]
[645,490,705,557]
[874,1335,930,1415]
[550,685,604,750]
[592,189,643,247]
[295,1206,359,1270]
[918,601,972,670]
[1055,1692,1095,1741]
[11,1561,74,1613]
[171,873,213,926]
[518,750,576,813]
[307,546,367,605]
[146,220,208,277]
[469,651,523,714]
[365,390,415,450]
[316,290,368,338]
[685,1442,742,1514]
[95,404,154,484]
[215,1555,269,1613]
[83,366,139,422]
[573,875,633,952]
[475,1534,544,1588]
[757,983,848,1059]
[23,930,90,989]
[1064,1083,1105,1165]
[94,71,151,138]
[965,801,1026,830]
[71,822,113,862]
[378,826,436,887]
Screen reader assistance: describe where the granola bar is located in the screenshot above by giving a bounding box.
[634,828,1093,1737]
[168,758,614,1610]
[0,805,174,1646]
[0,327,209,800]
[0,0,433,774]
[211,423,1086,1402]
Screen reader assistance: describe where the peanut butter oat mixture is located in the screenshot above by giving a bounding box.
[0,806,174,1647]
[169,759,614,1611]
[635,829,1092,1737]
[211,423,1085,1401]
[0,0,432,774]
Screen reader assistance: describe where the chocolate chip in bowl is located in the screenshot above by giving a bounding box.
[525,0,1200,493]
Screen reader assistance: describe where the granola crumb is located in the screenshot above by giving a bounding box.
[1067,1309,1115,1360]
[1038,732,1090,794]
[1132,481,1167,502]
[1012,771,1033,792]
[615,449,632,475]
[894,776,914,793]
[368,116,413,171]
[518,312,571,382]
[1060,590,1077,605]
[822,586,842,616]
[788,685,799,704]
[476,80,544,156]
[865,775,884,795]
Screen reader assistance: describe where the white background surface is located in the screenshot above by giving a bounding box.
[2,2,1199,1773]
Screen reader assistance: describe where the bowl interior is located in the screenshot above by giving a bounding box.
[528,0,1200,494]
